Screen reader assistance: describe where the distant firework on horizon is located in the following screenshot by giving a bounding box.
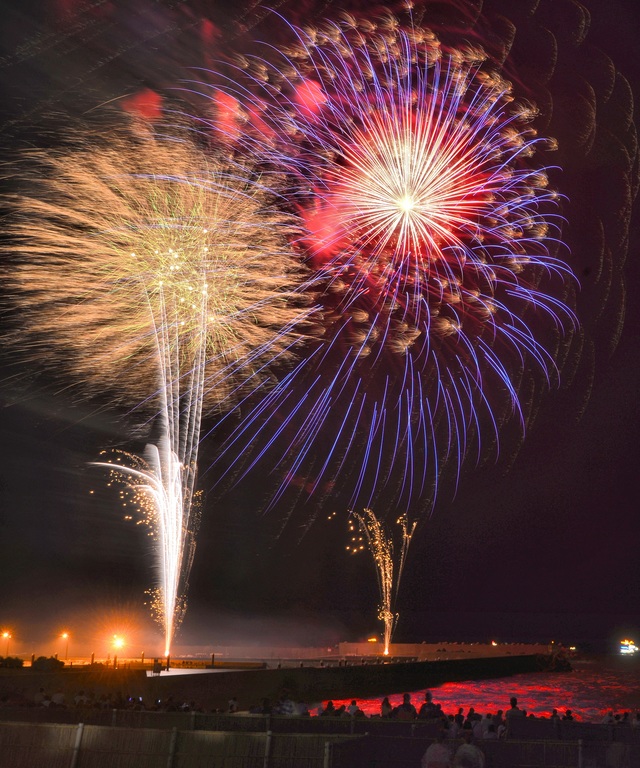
[204,8,591,523]
[1,121,312,651]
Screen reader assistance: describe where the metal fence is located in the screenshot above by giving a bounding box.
[0,709,442,736]
[0,722,356,768]
[2,713,640,768]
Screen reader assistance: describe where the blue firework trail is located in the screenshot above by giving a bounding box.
[195,12,579,523]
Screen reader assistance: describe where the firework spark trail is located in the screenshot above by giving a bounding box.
[2,121,312,652]
[94,438,202,654]
[347,509,416,655]
[200,12,578,522]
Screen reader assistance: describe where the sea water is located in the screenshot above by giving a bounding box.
[328,656,640,721]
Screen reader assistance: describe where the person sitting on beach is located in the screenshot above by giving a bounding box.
[479,713,493,737]
[380,697,393,718]
[562,709,573,721]
[421,730,452,768]
[472,716,484,740]
[483,724,498,740]
[393,692,417,720]
[418,691,439,719]
[347,700,359,716]
[276,695,297,715]
[51,690,66,707]
[73,690,89,707]
[447,714,460,739]
[320,700,336,717]
[433,703,448,727]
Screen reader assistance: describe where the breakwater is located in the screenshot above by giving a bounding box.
[146,653,550,709]
[1,652,552,711]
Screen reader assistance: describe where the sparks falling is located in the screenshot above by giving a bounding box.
[2,121,311,653]
[95,447,203,653]
[348,509,416,655]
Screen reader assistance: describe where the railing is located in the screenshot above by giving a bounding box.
[2,719,640,768]
[3,711,640,767]
[0,722,354,768]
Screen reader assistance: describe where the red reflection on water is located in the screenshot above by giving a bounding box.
[318,658,640,722]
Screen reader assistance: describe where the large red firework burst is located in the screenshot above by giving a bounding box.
[196,5,597,524]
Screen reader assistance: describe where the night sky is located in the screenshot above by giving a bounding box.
[1,0,639,658]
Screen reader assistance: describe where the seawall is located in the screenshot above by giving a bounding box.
[1,652,551,711]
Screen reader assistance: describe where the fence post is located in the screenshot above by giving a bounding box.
[68,722,84,768]
[323,740,332,768]
[166,726,178,768]
[578,738,583,768]
[190,710,196,730]
[111,708,117,727]
[263,730,272,768]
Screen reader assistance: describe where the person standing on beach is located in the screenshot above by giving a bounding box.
[506,697,524,720]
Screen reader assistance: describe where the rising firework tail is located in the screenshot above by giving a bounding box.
[201,9,580,523]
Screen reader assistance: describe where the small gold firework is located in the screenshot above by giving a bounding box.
[348,508,416,655]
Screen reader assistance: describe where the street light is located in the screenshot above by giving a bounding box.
[112,634,125,651]
[61,632,70,660]
[2,631,11,657]
[112,634,125,669]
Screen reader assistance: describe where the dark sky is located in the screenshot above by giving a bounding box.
[1,0,639,658]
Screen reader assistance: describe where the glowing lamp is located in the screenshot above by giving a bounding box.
[112,634,125,650]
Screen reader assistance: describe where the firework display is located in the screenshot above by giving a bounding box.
[2,123,311,652]
[93,446,203,652]
[3,125,309,410]
[347,510,416,654]
[1,0,637,654]
[206,11,578,521]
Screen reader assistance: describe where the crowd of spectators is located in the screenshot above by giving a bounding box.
[3,685,640,731]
